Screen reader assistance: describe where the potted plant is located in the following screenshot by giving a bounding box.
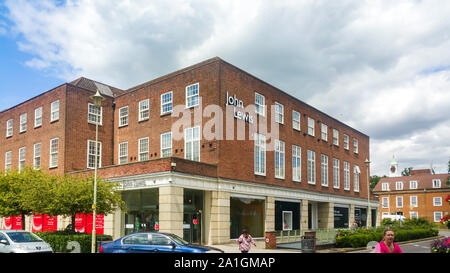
[440,215,450,229]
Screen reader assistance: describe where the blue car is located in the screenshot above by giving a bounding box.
[99,232,224,253]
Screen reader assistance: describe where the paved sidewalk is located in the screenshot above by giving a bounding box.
[207,241,301,253]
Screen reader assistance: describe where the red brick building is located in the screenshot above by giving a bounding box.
[0,57,378,244]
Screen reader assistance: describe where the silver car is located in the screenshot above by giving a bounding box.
[0,230,53,253]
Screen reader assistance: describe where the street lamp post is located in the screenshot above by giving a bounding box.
[90,89,105,253]
[364,158,371,229]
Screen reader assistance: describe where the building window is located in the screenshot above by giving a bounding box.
[118,142,128,164]
[282,211,293,231]
[5,151,12,171]
[307,150,316,184]
[432,179,441,188]
[275,102,284,124]
[343,161,350,191]
[274,139,285,179]
[433,197,442,206]
[33,143,41,170]
[186,83,199,108]
[292,110,300,131]
[254,133,266,176]
[382,183,390,191]
[34,107,42,128]
[161,132,172,158]
[353,138,358,154]
[333,158,340,189]
[354,165,360,192]
[292,145,301,182]
[119,106,128,127]
[20,113,27,133]
[382,197,389,208]
[434,212,443,223]
[185,126,200,162]
[255,92,265,116]
[410,212,418,219]
[343,134,349,150]
[410,196,418,208]
[321,154,328,187]
[410,180,418,189]
[138,137,149,161]
[161,91,173,115]
[307,117,315,136]
[321,123,328,141]
[51,100,59,122]
[88,103,102,125]
[49,138,59,168]
[87,140,102,169]
[139,99,150,121]
[6,119,13,137]
[396,196,403,208]
[18,147,26,172]
[396,181,404,190]
[333,129,339,146]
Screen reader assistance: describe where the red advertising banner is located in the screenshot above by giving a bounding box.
[12,215,22,230]
[32,214,58,232]
[3,216,12,230]
[32,215,43,232]
[75,213,104,234]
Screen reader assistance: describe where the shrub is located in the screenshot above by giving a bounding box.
[36,231,112,253]
[431,237,450,253]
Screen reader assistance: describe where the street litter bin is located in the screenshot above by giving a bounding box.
[265,231,277,249]
[301,235,315,253]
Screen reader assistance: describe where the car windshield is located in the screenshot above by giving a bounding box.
[7,232,42,243]
[169,234,189,245]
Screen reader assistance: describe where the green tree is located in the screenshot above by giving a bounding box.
[401,167,413,176]
[370,175,386,191]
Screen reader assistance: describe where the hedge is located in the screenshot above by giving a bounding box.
[35,231,113,253]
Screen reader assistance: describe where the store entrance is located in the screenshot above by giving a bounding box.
[183,212,202,244]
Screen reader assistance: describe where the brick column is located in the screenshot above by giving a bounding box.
[300,200,309,231]
[158,186,183,238]
[208,191,230,244]
[318,202,334,229]
[265,196,275,232]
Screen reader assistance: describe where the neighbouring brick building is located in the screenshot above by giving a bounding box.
[0,57,379,245]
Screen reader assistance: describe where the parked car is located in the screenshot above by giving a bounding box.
[0,230,53,253]
[100,232,224,253]
[381,214,406,221]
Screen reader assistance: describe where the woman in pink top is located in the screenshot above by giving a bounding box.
[374,227,403,253]
[237,228,256,253]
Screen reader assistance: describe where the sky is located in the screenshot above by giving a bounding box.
[0,0,449,176]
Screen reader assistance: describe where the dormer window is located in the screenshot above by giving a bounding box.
[396,181,403,190]
[382,183,389,191]
[432,179,441,188]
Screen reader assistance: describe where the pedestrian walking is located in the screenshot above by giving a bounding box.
[374,227,403,253]
[237,228,256,253]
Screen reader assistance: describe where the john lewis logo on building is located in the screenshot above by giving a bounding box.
[225,91,254,124]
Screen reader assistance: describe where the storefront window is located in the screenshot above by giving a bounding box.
[275,201,300,231]
[334,206,349,228]
[122,188,159,235]
[230,197,264,239]
[183,189,203,244]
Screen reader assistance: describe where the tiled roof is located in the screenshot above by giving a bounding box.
[373,173,450,192]
[69,77,126,97]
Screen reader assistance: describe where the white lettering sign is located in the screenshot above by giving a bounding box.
[226,92,254,124]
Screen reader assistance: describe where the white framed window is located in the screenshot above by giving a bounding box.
[292,110,300,131]
[434,212,443,223]
[396,196,403,208]
[321,123,328,141]
[118,142,128,164]
[33,143,41,170]
[51,100,59,122]
[343,161,350,191]
[138,137,149,161]
[396,181,404,190]
[410,180,418,189]
[186,83,199,108]
[274,139,285,179]
[49,138,59,168]
[382,183,390,191]
[161,91,173,115]
[333,129,339,146]
[292,145,301,182]
[333,158,340,189]
[275,102,284,124]
[87,140,102,169]
[6,119,13,137]
[410,196,418,208]
[118,106,129,127]
[34,107,42,128]
[410,212,418,219]
[382,212,389,217]
[343,134,349,150]
[307,150,316,184]
[255,92,265,116]
[88,103,102,125]
[432,179,441,188]
[185,126,200,162]
[161,132,172,158]
[18,147,26,172]
[20,113,27,133]
[282,211,293,231]
[321,154,328,187]
[139,99,150,121]
[382,197,389,208]
[354,165,360,192]
[433,197,442,206]
[5,151,12,171]
[353,138,358,154]
[307,117,315,136]
[254,133,266,176]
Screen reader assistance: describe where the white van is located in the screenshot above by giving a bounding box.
[381,214,406,221]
